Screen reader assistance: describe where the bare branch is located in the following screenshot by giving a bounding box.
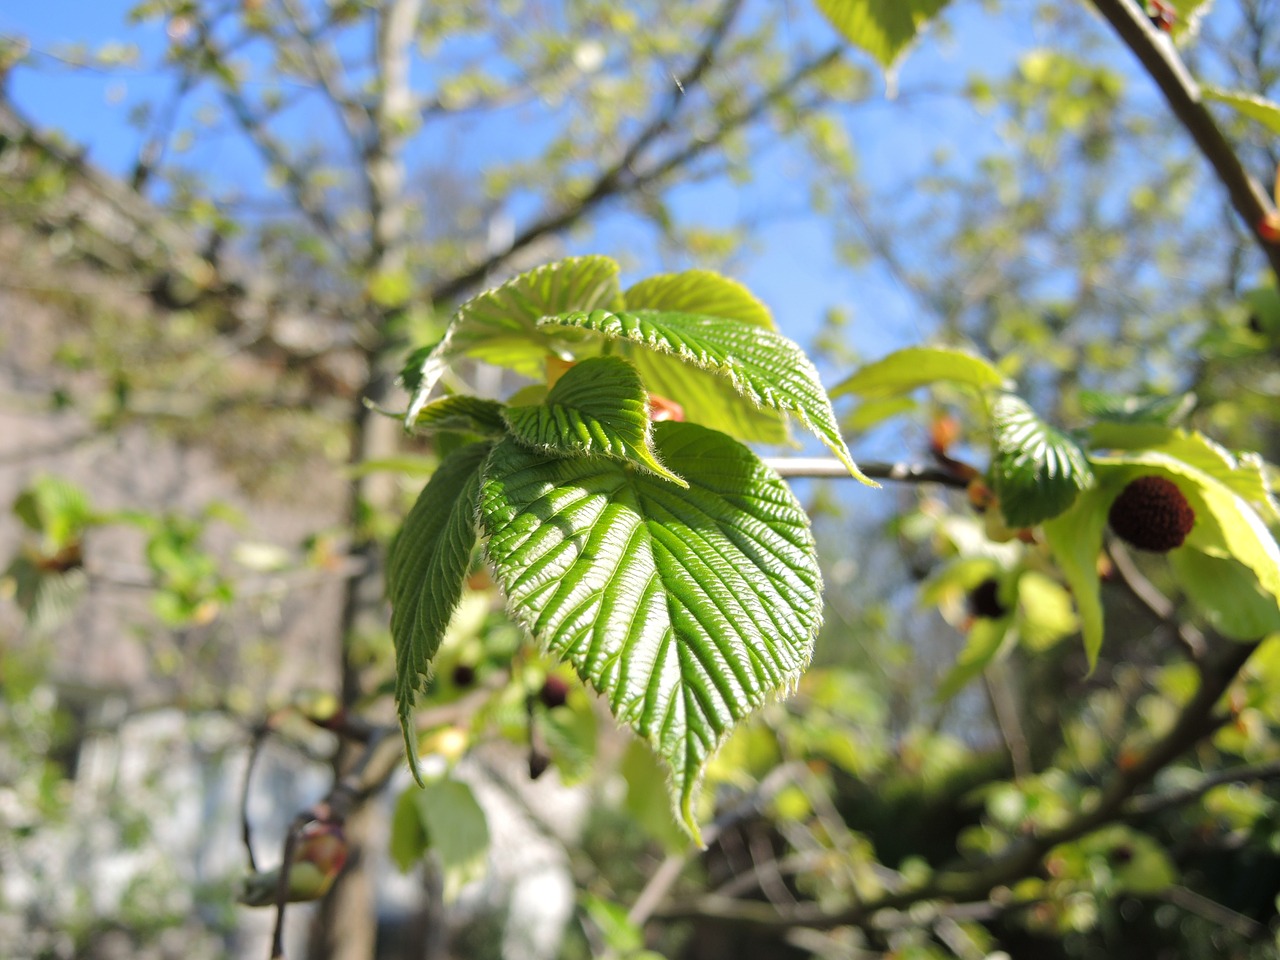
[763,456,970,487]
[277,0,372,153]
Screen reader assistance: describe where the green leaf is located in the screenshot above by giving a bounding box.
[1170,550,1280,641]
[624,269,775,330]
[936,616,1014,702]
[990,395,1094,527]
[831,346,1009,399]
[504,357,686,487]
[617,275,786,445]
[1079,390,1195,426]
[387,442,490,781]
[480,422,821,842]
[1017,571,1078,651]
[1091,453,1280,606]
[1043,483,1118,669]
[542,309,873,484]
[391,780,490,898]
[1088,427,1278,524]
[814,0,950,75]
[843,395,919,433]
[389,787,429,872]
[404,256,623,422]
[1204,87,1280,136]
[408,395,507,435]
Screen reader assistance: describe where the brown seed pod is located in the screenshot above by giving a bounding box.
[1107,475,1196,553]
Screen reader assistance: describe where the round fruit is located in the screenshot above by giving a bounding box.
[1107,475,1195,553]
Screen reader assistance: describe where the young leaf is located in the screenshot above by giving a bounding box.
[831,346,1009,399]
[1091,452,1280,605]
[1170,550,1280,641]
[1043,484,1117,669]
[622,271,789,443]
[814,0,950,75]
[391,780,490,899]
[1088,426,1278,524]
[387,442,491,780]
[404,256,623,422]
[542,309,874,484]
[1203,87,1280,136]
[480,421,822,842]
[935,616,1014,702]
[408,395,507,435]
[990,394,1094,527]
[504,356,686,487]
[624,269,775,330]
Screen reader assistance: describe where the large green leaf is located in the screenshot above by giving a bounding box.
[504,356,685,487]
[387,442,491,779]
[542,309,873,484]
[1088,426,1278,524]
[814,0,950,74]
[1170,550,1280,641]
[1091,452,1280,605]
[624,270,776,330]
[620,272,785,442]
[831,346,1009,399]
[1204,87,1280,136]
[990,394,1094,527]
[479,421,822,841]
[405,256,623,422]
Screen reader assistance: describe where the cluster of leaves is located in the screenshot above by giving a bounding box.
[387,255,872,841]
[838,344,1280,691]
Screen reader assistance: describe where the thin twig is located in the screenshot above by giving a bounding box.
[1107,537,1207,660]
[764,456,970,487]
[1126,757,1280,817]
[241,723,269,873]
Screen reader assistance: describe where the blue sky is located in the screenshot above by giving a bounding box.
[0,0,1037,369]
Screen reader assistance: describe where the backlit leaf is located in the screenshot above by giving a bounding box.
[1170,550,1280,641]
[814,0,950,75]
[480,421,821,841]
[504,356,686,486]
[1204,87,1280,136]
[542,309,873,484]
[1043,483,1119,669]
[387,442,490,780]
[405,256,623,422]
[832,346,1009,399]
[624,270,775,330]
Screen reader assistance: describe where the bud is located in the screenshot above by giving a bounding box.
[1107,475,1195,553]
[238,821,347,907]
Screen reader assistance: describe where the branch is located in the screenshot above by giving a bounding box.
[426,2,777,305]
[276,0,372,154]
[1089,0,1280,285]
[192,22,352,258]
[763,456,970,487]
[1126,757,1280,818]
[653,635,1257,931]
[1107,537,1207,660]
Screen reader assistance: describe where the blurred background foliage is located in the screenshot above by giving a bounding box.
[1,0,1280,958]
